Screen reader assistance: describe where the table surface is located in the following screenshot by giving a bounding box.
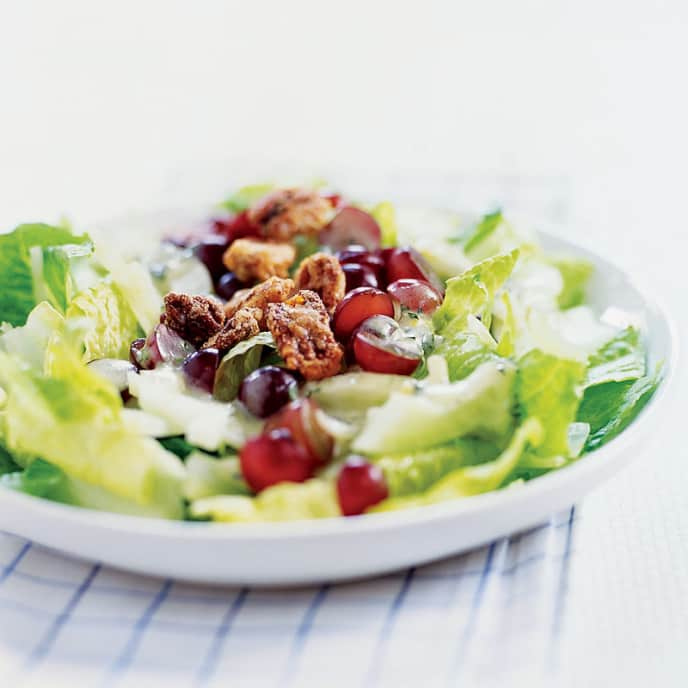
[1,3,687,686]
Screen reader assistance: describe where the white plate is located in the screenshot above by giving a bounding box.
[0,231,678,586]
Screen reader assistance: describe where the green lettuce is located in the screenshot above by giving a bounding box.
[516,349,585,457]
[65,281,141,361]
[577,372,659,452]
[353,361,516,454]
[370,201,398,247]
[220,183,274,213]
[433,250,519,334]
[371,417,543,512]
[584,327,645,388]
[0,342,186,517]
[214,332,276,401]
[376,438,500,497]
[0,301,64,370]
[190,479,339,522]
[463,209,503,254]
[551,257,593,309]
[0,223,92,326]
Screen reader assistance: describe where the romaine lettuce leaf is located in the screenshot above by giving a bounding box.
[65,281,142,361]
[439,331,502,381]
[370,201,398,247]
[376,438,500,497]
[463,209,503,254]
[0,301,64,370]
[551,256,593,309]
[0,223,91,326]
[220,183,274,213]
[190,479,339,522]
[516,349,585,457]
[371,417,543,512]
[433,250,519,334]
[353,361,516,454]
[0,345,186,517]
[577,372,660,452]
[214,332,275,402]
[183,452,250,500]
[584,327,645,388]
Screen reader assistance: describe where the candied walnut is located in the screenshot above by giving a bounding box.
[204,307,261,352]
[161,292,225,347]
[294,252,346,314]
[224,276,296,327]
[266,291,343,381]
[223,238,296,282]
[248,188,334,241]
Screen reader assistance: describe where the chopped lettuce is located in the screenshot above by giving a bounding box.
[214,332,276,402]
[183,452,250,500]
[376,438,501,497]
[190,479,339,522]
[0,223,92,326]
[353,361,516,455]
[0,301,64,370]
[129,367,255,451]
[577,372,660,452]
[0,343,186,518]
[371,417,543,512]
[584,327,645,388]
[439,330,502,382]
[66,281,141,361]
[433,250,519,334]
[370,201,398,247]
[462,209,503,254]
[220,183,274,213]
[551,256,593,309]
[516,349,585,457]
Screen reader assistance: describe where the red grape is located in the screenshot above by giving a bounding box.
[193,235,231,282]
[132,325,195,370]
[238,366,299,418]
[215,272,246,301]
[264,398,334,464]
[352,315,422,375]
[332,287,395,341]
[183,348,220,394]
[129,338,147,370]
[342,263,379,292]
[336,456,389,516]
[213,211,261,242]
[387,278,443,314]
[240,429,315,493]
[386,247,444,293]
[320,207,381,251]
[337,246,386,283]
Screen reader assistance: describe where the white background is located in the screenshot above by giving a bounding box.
[1,1,687,685]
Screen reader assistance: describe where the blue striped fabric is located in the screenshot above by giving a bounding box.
[0,509,577,687]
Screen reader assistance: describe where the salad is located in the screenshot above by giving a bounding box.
[0,184,660,522]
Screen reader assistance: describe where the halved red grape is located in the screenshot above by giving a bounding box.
[337,246,386,283]
[342,263,378,292]
[352,315,422,375]
[183,348,220,394]
[332,287,395,341]
[129,338,147,369]
[336,456,389,516]
[387,278,443,314]
[215,272,246,301]
[386,247,444,293]
[238,366,299,418]
[264,398,334,464]
[133,324,195,370]
[193,235,231,281]
[213,211,261,242]
[320,207,381,251]
[240,428,315,493]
